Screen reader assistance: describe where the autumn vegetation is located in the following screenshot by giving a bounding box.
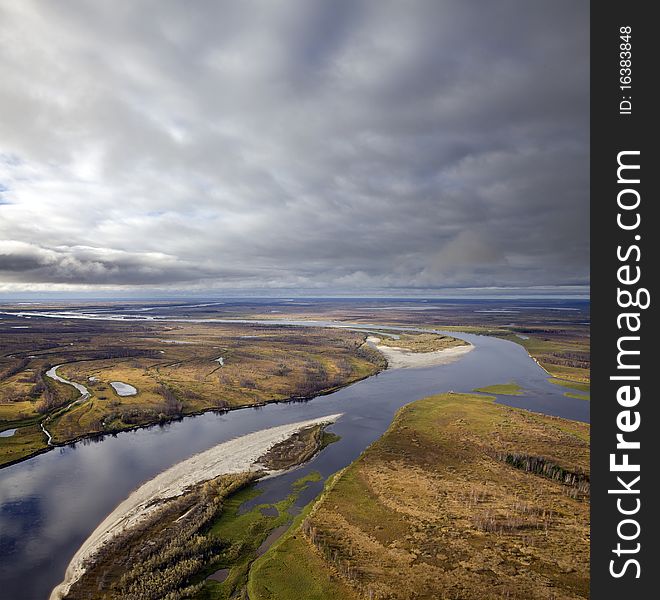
[250,393,590,600]
[0,316,383,466]
[64,423,337,600]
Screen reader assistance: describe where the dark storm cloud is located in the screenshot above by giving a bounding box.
[0,0,589,293]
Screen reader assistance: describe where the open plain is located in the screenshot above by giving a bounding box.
[0,298,590,600]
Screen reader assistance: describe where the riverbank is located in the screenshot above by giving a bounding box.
[0,338,384,469]
[3,325,461,468]
[8,322,468,469]
[0,320,386,468]
[0,364,89,467]
[441,325,590,385]
[0,328,589,599]
[367,335,473,368]
[51,413,342,600]
[250,393,590,600]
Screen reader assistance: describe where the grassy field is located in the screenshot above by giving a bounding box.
[548,378,591,401]
[3,300,591,597]
[473,382,523,396]
[2,300,589,466]
[548,378,590,393]
[250,393,590,600]
[376,332,468,353]
[65,472,261,600]
[0,317,384,466]
[0,424,48,465]
[503,333,589,383]
[563,391,590,401]
[65,424,339,600]
[247,470,357,600]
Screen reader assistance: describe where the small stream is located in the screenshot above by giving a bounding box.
[39,366,91,445]
[45,366,89,399]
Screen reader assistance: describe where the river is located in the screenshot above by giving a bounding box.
[0,326,588,599]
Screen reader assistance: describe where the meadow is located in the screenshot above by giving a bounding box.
[250,393,590,600]
[0,312,384,466]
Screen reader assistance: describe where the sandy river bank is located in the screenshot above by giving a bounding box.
[367,335,474,368]
[50,413,342,600]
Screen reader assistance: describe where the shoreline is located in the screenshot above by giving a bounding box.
[366,335,474,369]
[2,327,477,470]
[49,413,343,600]
[0,355,384,471]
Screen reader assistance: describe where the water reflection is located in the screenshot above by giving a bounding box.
[0,331,588,599]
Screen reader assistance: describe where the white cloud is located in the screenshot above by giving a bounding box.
[0,0,589,293]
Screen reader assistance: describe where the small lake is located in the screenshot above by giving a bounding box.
[0,327,588,599]
[109,382,137,397]
[0,429,17,438]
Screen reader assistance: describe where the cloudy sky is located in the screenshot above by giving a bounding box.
[0,0,589,297]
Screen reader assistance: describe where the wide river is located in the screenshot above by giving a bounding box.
[0,324,588,599]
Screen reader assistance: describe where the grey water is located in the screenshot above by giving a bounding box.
[109,381,138,397]
[0,329,588,600]
[45,366,89,397]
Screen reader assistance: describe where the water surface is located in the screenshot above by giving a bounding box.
[109,382,137,397]
[0,329,587,599]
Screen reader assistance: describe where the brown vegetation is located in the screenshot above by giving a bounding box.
[65,472,258,600]
[376,332,468,353]
[1,315,382,465]
[257,424,327,471]
[253,393,590,600]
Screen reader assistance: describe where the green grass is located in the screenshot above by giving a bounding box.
[247,471,356,600]
[0,424,48,465]
[319,431,341,450]
[442,325,590,384]
[1,321,383,465]
[564,391,590,401]
[0,402,42,426]
[197,471,326,599]
[247,529,355,600]
[293,470,323,490]
[248,393,591,599]
[499,333,590,383]
[473,382,523,396]
[547,378,590,401]
[548,378,591,393]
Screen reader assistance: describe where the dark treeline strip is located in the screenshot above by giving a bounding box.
[496,452,590,498]
[0,358,29,382]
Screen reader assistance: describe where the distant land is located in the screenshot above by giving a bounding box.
[0,298,589,599]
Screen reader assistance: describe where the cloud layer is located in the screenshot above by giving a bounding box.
[0,0,589,294]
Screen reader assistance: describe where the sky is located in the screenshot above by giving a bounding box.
[0,0,589,297]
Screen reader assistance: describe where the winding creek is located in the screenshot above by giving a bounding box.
[45,366,90,399]
[0,320,589,600]
[39,366,91,445]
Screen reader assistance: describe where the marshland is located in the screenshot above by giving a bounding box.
[0,298,590,599]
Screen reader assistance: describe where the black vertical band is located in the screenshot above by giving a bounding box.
[591,3,658,596]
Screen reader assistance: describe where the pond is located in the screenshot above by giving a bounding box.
[109,382,137,397]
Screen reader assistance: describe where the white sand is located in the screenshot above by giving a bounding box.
[367,336,473,369]
[50,413,342,600]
